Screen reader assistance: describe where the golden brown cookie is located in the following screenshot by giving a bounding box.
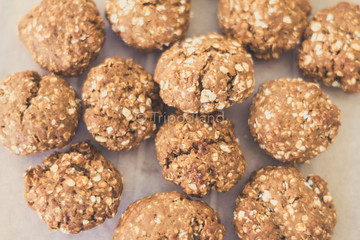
[155,112,246,197]
[0,71,81,155]
[233,166,337,240]
[105,0,191,51]
[249,78,340,164]
[24,141,124,234]
[297,2,360,93]
[218,0,311,60]
[82,57,163,151]
[155,33,254,114]
[113,192,225,239]
[18,0,105,76]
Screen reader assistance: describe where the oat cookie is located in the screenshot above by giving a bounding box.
[0,71,81,155]
[233,166,337,240]
[155,112,246,197]
[113,192,225,239]
[218,0,311,60]
[18,0,105,76]
[297,2,360,93]
[24,141,124,234]
[105,0,190,51]
[155,33,254,114]
[249,78,340,164]
[83,57,163,151]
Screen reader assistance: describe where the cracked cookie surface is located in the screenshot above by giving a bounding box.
[0,71,81,155]
[233,166,337,240]
[113,192,225,239]
[24,141,124,234]
[105,0,190,51]
[18,0,105,76]
[154,33,254,114]
[297,2,360,93]
[218,0,311,60]
[249,78,340,164]
[155,112,246,197]
[82,57,163,151]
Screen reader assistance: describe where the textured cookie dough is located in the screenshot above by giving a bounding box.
[24,141,124,234]
[249,78,340,164]
[297,2,360,93]
[233,166,337,240]
[113,192,225,239]
[18,0,105,76]
[155,112,246,197]
[155,33,254,114]
[218,0,311,60]
[0,71,81,155]
[105,0,190,51]
[83,57,163,151]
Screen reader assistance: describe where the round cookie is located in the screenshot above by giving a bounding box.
[105,0,190,51]
[0,71,81,155]
[113,192,225,239]
[155,112,246,197]
[233,166,337,240]
[24,141,124,234]
[218,0,311,60]
[154,33,254,114]
[249,78,340,164]
[82,57,163,151]
[18,0,105,76]
[297,2,360,93]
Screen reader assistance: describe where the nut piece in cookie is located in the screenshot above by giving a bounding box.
[0,71,81,155]
[218,0,311,60]
[24,141,124,234]
[297,2,360,93]
[105,0,190,51]
[233,166,337,240]
[113,192,225,239]
[82,57,163,151]
[18,0,105,76]
[155,33,254,113]
[155,112,246,197]
[249,78,340,164]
